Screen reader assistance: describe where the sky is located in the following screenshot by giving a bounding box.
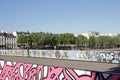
[0,0,120,34]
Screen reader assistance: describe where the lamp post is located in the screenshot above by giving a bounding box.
[27,43,29,57]
[4,33,6,49]
[26,34,29,57]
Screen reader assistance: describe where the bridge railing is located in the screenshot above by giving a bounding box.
[0,49,120,63]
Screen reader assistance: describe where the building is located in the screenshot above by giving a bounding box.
[100,33,118,37]
[12,31,29,37]
[0,30,30,49]
[82,31,119,39]
[12,31,30,49]
[0,31,17,49]
[82,31,100,39]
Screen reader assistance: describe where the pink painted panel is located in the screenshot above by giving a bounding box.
[0,60,120,80]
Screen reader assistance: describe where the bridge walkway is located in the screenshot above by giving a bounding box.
[0,56,120,75]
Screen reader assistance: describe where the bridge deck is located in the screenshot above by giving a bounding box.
[0,56,120,75]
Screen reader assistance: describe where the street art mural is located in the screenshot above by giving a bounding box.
[99,52,115,63]
[0,60,120,80]
[0,50,120,63]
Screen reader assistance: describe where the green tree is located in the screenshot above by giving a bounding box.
[32,33,39,48]
[38,32,46,47]
[51,34,59,46]
[97,36,110,49]
[17,35,28,48]
[115,35,120,48]
[75,35,88,48]
[32,32,46,48]
[17,35,27,44]
[89,36,96,49]
[110,36,120,48]
[27,34,33,48]
[59,33,75,45]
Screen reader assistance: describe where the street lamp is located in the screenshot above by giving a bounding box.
[27,43,29,57]
[26,33,30,57]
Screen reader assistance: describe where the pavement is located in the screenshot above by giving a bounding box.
[0,55,120,75]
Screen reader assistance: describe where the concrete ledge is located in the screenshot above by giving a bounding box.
[0,55,120,75]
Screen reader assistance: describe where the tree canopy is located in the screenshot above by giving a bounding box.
[17,32,120,50]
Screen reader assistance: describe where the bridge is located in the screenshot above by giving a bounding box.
[0,49,120,80]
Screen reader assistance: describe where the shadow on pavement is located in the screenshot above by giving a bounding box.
[105,64,120,75]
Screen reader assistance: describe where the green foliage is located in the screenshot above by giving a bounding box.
[27,34,33,48]
[89,36,96,49]
[17,32,120,49]
[17,35,27,44]
[59,33,75,45]
[75,35,88,46]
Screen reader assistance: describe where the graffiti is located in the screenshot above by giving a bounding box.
[30,50,38,57]
[99,52,115,63]
[0,60,120,80]
[114,52,120,62]
[1,50,120,63]
[41,50,54,57]
[78,51,90,60]
[55,51,61,58]
[62,51,68,59]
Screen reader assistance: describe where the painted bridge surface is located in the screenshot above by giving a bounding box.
[0,55,120,75]
[0,49,120,63]
[0,49,120,74]
[0,50,120,79]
